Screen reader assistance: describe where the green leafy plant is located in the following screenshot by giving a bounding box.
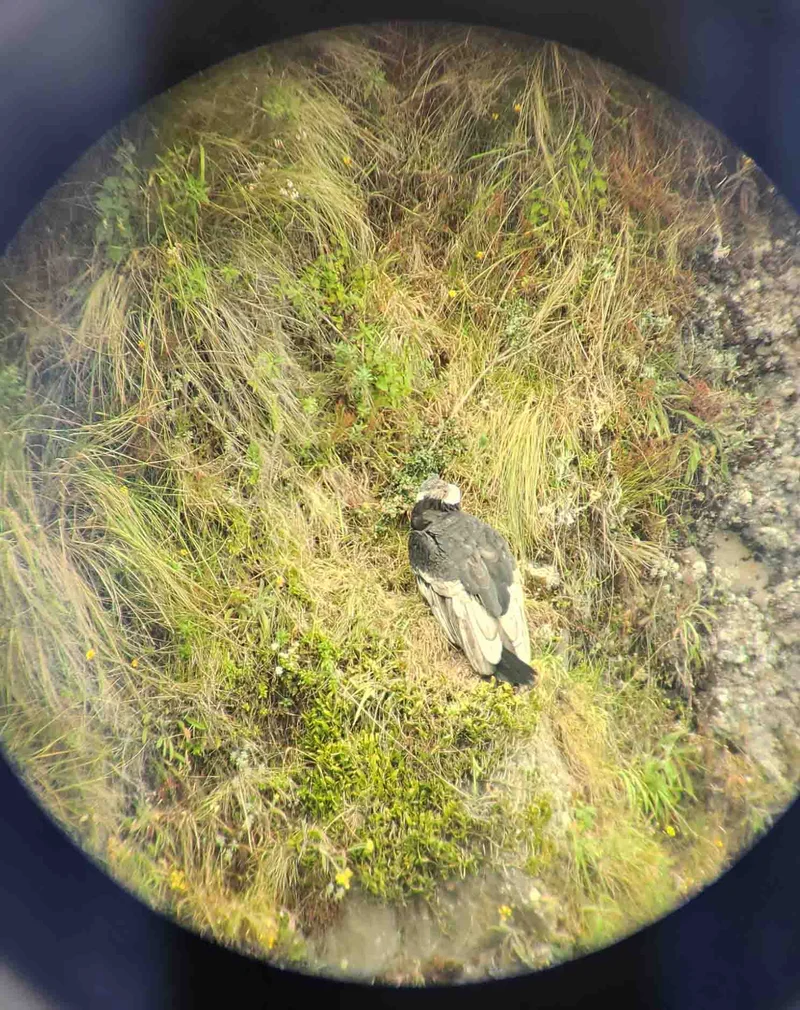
[333,322,411,416]
[568,128,608,210]
[618,731,698,828]
[150,143,210,233]
[289,248,373,329]
[94,140,142,262]
[0,365,26,419]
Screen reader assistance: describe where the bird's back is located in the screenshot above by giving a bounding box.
[409,503,534,685]
[410,509,513,614]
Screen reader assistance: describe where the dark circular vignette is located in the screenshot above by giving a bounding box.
[1,1,799,1009]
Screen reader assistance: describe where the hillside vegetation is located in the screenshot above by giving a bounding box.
[0,26,790,979]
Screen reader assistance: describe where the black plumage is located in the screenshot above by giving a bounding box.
[408,475,535,686]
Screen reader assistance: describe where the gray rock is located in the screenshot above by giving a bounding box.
[692,209,800,782]
[753,525,792,552]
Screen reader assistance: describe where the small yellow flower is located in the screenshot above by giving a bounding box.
[85,648,96,661]
[266,932,277,950]
[342,155,353,166]
[130,658,139,669]
[498,904,513,921]
[180,548,189,556]
[664,825,677,837]
[119,485,128,495]
[491,111,499,121]
[335,867,353,890]
[138,340,146,350]
[475,250,485,260]
[169,868,188,892]
[714,837,725,849]
[447,288,457,298]
[513,102,522,113]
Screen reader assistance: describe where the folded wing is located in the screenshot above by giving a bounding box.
[415,560,530,676]
[410,510,532,681]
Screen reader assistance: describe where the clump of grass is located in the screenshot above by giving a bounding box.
[0,24,784,979]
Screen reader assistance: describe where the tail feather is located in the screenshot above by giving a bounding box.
[492,647,536,686]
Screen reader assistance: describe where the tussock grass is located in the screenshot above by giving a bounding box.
[0,25,787,978]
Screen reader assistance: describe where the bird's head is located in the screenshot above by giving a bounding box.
[415,473,462,507]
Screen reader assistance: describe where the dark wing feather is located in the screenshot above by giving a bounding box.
[409,509,531,675]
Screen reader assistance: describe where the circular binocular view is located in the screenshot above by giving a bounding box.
[1,23,798,985]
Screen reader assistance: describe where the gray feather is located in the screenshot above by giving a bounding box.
[409,499,532,681]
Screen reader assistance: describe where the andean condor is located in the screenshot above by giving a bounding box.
[408,474,535,686]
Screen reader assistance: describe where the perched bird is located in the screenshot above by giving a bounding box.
[408,474,535,686]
